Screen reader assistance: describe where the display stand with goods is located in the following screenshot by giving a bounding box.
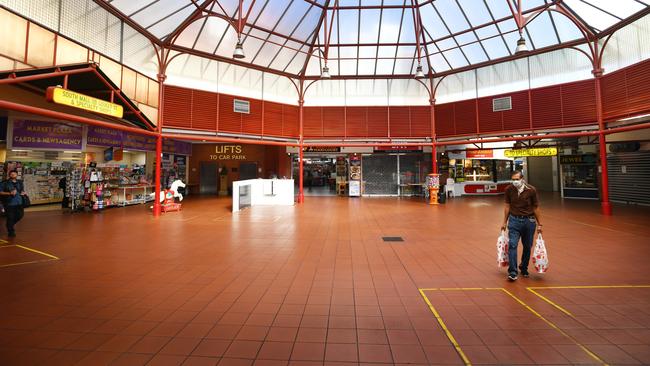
[4,161,68,205]
[348,155,361,197]
[426,174,440,205]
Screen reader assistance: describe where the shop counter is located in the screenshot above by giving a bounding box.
[232,179,294,212]
[459,181,511,195]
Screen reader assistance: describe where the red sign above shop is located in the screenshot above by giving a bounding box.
[374,145,422,152]
[466,149,493,158]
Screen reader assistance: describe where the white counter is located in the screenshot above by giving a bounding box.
[232,179,295,212]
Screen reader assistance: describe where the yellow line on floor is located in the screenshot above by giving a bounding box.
[418,288,472,366]
[500,288,608,366]
[526,288,574,316]
[15,245,59,260]
[528,285,650,289]
[0,258,57,268]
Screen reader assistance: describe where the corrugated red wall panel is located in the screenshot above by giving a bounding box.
[477,97,502,133]
[602,70,628,121]
[503,91,530,131]
[389,106,410,137]
[454,100,477,135]
[163,85,192,128]
[531,85,562,129]
[624,61,650,117]
[263,101,283,137]
[323,106,345,137]
[561,80,596,127]
[345,107,367,137]
[242,99,263,135]
[303,106,323,137]
[409,106,430,137]
[366,107,389,137]
[190,89,217,130]
[435,103,455,137]
[282,105,299,137]
[218,94,242,133]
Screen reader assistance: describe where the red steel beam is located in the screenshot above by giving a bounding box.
[0,67,96,85]
[162,133,296,146]
[0,100,159,137]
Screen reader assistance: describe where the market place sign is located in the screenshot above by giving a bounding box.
[11,119,83,150]
[46,86,124,118]
[504,147,558,157]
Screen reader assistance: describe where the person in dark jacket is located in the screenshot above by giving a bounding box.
[59,176,69,209]
[1,170,27,237]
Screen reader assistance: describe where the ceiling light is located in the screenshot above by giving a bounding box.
[515,35,528,54]
[415,64,425,79]
[233,40,245,59]
[321,64,331,79]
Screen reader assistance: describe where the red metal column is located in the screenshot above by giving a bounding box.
[153,73,166,217]
[430,99,437,174]
[594,70,612,215]
[298,98,305,203]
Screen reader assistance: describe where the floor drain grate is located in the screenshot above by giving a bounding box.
[382,236,404,242]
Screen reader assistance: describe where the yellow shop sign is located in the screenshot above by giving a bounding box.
[46,87,124,118]
[504,147,558,157]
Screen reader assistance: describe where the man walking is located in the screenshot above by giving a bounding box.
[500,171,543,281]
[1,170,27,237]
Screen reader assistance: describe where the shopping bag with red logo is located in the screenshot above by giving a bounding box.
[497,230,509,268]
[532,233,549,273]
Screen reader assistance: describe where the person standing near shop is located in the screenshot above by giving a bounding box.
[500,170,543,281]
[1,170,27,237]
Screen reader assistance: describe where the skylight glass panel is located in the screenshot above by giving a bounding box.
[357,59,377,75]
[526,11,560,49]
[443,48,469,68]
[379,9,403,43]
[456,0,492,26]
[429,53,451,72]
[480,36,511,59]
[430,0,469,33]
[358,46,377,58]
[461,43,489,64]
[419,5,449,39]
[359,9,381,43]
[474,24,500,40]
[338,10,359,43]
[550,12,583,43]
[455,31,478,46]
[339,59,357,75]
[562,0,619,31]
[485,0,511,19]
[579,0,645,20]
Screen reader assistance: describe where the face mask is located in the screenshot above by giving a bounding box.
[512,179,524,189]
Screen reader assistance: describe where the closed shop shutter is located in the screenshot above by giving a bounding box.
[607,151,650,205]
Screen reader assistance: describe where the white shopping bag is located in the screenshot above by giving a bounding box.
[497,230,509,268]
[532,233,549,273]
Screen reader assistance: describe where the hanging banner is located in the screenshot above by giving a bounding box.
[504,147,557,157]
[46,87,124,118]
[11,119,83,150]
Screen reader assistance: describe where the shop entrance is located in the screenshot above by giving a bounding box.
[199,161,218,195]
[292,155,340,196]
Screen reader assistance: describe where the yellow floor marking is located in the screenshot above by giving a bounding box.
[500,288,607,365]
[0,243,59,268]
[15,245,59,260]
[0,258,58,268]
[419,289,472,366]
[419,287,609,366]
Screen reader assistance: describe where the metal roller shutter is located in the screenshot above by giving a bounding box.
[607,151,650,205]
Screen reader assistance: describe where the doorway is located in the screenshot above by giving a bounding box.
[239,162,258,180]
[199,161,218,195]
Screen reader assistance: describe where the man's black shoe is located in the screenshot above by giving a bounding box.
[508,274,518,281]
[8,231,16,237]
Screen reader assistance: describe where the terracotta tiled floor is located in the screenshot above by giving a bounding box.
[1,194,649,365]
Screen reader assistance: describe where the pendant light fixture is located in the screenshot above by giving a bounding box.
[415,64,425,79]
[233,38,245,59]
[321,63,331,79]
[515,34,528,54]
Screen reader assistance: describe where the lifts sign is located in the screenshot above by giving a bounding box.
[210,145,246,160]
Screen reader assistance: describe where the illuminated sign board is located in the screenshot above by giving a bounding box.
[504,147,558,157]
[46,87,124,118]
